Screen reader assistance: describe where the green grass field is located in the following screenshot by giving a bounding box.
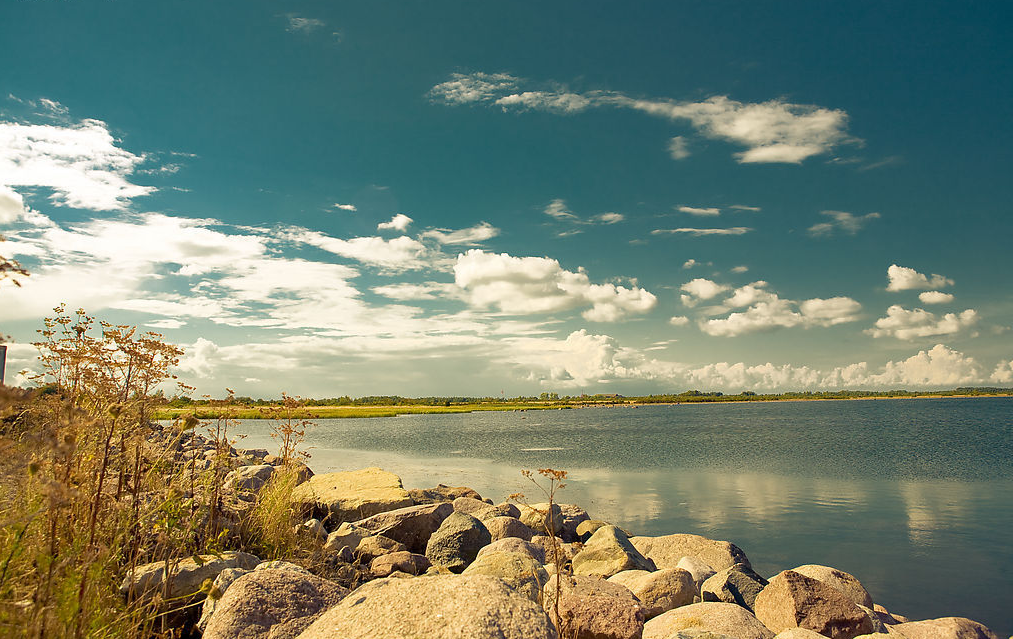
[152,402,573,420]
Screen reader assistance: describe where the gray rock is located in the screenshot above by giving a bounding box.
[222,464,274,492]
[299,518,327,542]
[255,560,309,574]
[477,537,546,563]
[353,502,453,553]
[644,602,775,639]
[202,569,348,639]
[463,550,549,602]
[701,563,769,612]
[530,535,580,567]
[632,533,752,572]
[425,511,492,573]
[573,525,656,578]
[453,496,495,515]
[558,503,592,542]
[609,568,697,619]
[891,617,1000,639]
[297,574,558,639]
[485,515,536,541]
[576,519,609,542]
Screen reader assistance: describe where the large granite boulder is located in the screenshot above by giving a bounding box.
[222,464,275,492]
[370,551,431,577]
[408,484,482,504]
[291,467,413,523]
[891,617,1000,639]
[297,574,558,638]
[573,525,656,578]
[531,535,580,567]
[463,550,549,602]
[353,502,453,553]
[543,574,646,639]
[202,569,347,639]
[753,570,873,639]
[323,522,371,553]
[425,511,492,573]
[677,555,717,593]
[120,551,260,603]
[772,630,829,639]
[477,537,546,563]
[197,568,249,632]
[609,568,697,619]
[701,563,769,612]
[631,533,751,572]
[790,565,873,608]
[485,516,536,541]
[452,496,495,515]
[519,502,564,535]
[644,602,774,639]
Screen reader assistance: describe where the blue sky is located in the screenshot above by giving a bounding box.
[1,1,1011,396]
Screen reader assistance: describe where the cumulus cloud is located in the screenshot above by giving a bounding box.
[867,305,978,340]
[668,136,690,160]
[652,227,752,236]
[799,297,864,326]
[0,185,27,224]
[430,73,854,164]
[808,210,880,237]
[0,116,154,210]
[593,212,624,224]
[333,203,357,212]
[693,281,862,336]
[420,221,499,245]
[919,291,954,305]
[377,213,413,232]
[991,361,1013,384]
[730,265,749,273]
[453,249,656,322]
[886,264,954,292]
[679,206,721,217]
[669,316,690,326]
[682,259,698,269]
[680,278,728,305]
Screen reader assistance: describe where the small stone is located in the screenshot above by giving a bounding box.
[677,555,717,592]
[518,503,564,535]
[323,522,371,552]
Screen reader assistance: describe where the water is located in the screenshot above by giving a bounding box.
[228,397,1013,636]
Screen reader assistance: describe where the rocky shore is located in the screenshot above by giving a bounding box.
[123,428,1004,639]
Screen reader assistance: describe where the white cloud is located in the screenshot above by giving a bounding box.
[799,297,863,326]
[285,15,325,33]
[919,291,954,305]
[669,316,690,326]
[453,249,656,322]
[991,361,1013,384]
[730,265,749,273]
[679,206,721,217]
[886,264,954,292]
[377,213,413,232]
[333,203,357,212]
[682,259,698,269]
[0,185,27,224]
[729,205,761,212]
[371,282,463,301]
[544,199,578,221]
[0,117,154,210]
[700,296,803,336]
[867,305,978,340]
[593,212,624,224]
[421,221,499,245]
[146,318,186,330]
[865,344,982,387]
[808,210,880,237]
[294,230,432,272]
[680,278,728,304]
[652,227,752,236]
[430,73,854,163]
[695,281,861,336]
[668,136,690,160]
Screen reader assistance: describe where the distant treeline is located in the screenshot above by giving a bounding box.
[165,387,1011,407]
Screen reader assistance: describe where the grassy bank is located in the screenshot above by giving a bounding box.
[153,402,572,420]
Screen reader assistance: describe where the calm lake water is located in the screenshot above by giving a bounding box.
[230,397,1013,636]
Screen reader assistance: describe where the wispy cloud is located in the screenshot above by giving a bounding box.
[808,210,880,237]
[284,15,325,33]
[430,72,856,164]
[651,227,752,237]
[543,199,625,228]
[678,206,721,217]
[668,136,690,160]
[421,221,499,245]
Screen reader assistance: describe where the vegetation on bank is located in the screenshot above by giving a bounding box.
[152,387,1013,420]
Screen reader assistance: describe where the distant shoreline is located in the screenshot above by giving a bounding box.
[153,391,1012,420]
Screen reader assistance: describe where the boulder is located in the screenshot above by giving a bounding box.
[323,522,371,552]
[355,535,407,562]
[197,568,249,632]
[353,502,453,553]
[120,551,260,603]
[773,630,829,639]
[892,617,1000,639]
[408,484,483,504]
[531,535,580,566]
[573,525,656,578]
[543,574,646,639]
[577,519,609,542]
[485,516,536,541]
[222,464,274,492]
[255,560,309,574]
[473,502,525,521]
[631,534,751,572]
[297,574,558,639]
[701,563,769,612]
[453,496,496,515]
[477,537,546,563]
[518,503,564,535]
[559,503,592,542]
[609,568,696,619]
[298,518,327,542]
[790,565,873,608]
[425,511,492,573]
[677,555,717,592]
[370,551,431,577]
[463,550,549,602]
[644,602,774,639]
[290,467,413,523]
[753,570,873,639]
[202,569,348,639]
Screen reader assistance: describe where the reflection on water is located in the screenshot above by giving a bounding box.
[226,398,1013,636]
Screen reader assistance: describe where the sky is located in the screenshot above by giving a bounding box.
[1,1,1011,397]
